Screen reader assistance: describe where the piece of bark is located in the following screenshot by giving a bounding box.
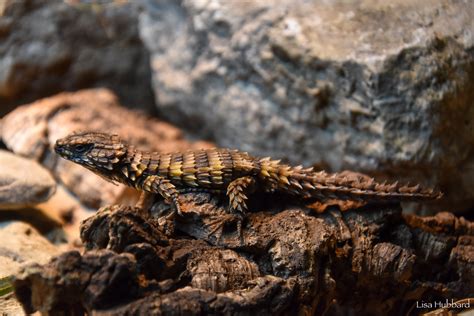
[102,276,297,316]
[14,250,141,315]
[13,197,473,315]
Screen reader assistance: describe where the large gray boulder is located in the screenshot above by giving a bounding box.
[0,0,154,116]
[140,0,474,210]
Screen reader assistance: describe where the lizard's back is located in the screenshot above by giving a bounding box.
[127,148,261,190]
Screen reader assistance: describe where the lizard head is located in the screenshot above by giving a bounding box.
[54,132,127,174]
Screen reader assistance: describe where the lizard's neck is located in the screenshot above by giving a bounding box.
[114,146,148,187]
[122,145,138,164]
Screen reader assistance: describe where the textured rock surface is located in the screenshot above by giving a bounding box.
[140,0,474,211]
[0,150,56,209]
[0,89,212,208]
[13,199,474,315]
[0,0,154,116]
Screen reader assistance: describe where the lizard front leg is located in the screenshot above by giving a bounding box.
[139,175,182,215]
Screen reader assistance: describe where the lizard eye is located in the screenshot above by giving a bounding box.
[74,144,89,153]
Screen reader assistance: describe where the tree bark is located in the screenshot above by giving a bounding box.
[13,192,474,315]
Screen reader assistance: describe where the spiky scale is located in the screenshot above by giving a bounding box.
[121,166,129,177]
[261,169,271,177]
[290,180,303,190]
[279,175,290,186]
[302,181,315,190]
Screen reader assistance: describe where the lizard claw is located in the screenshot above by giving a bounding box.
[236,216,243,245]
[172,197,183,216]
[206,212,244,246]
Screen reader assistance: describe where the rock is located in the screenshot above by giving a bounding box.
[0,179,76,238]
[0,221,64,316]
[36,184,94,243]
[0,221,59,278]
[0,0,154,116]
[0,207,63,237]
[36,184,83,228]
[0,89,213,208]
[0,293,24,316]
[0,150,56,209]
[140,0,474,211]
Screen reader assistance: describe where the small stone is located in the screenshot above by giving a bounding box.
[36,184,92,241]
[0,221,59,278]
[0,221,61,314]
[0,150,56,209]
[0,293,24,316]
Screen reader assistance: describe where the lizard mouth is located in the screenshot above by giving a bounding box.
[54,144,70,159]
[54,144,65,156]
[54,143,83,165]
[54,144,75,161]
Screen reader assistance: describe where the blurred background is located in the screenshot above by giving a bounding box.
[0,0,472,313]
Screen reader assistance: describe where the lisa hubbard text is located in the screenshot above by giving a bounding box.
[416,299,470,309]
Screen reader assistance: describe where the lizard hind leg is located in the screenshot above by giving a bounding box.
[225,176,257,245]
[226,176,256,215]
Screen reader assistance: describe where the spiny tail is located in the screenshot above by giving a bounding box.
[258,158,442,202]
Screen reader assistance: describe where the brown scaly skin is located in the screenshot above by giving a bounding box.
[54,132,442,218]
